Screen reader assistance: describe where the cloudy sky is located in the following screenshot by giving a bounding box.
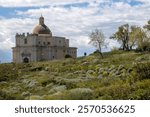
[0,0,150,63]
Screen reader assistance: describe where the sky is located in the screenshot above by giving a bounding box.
[0,0,150,63]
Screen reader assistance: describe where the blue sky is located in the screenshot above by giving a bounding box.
[0,0,150,63]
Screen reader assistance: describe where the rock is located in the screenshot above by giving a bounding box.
[22,79,30,84]
[115,71,120,75]
[81,62,89,66]
[39,70,47,74]
[121,72,126,78]
[22,79,38,88]
[109,73,116,77]
[87,70,94,74]
[29,95,42,100]
[43,92,63,100]
[96,64,102,68]
[74,70,86,74]
[120,69,127,73]
[127,68,133,73]
[66,73,74,78]
[92,59,100,64]
[86,74,95,79]
[103,61,109,64]
[79,74,86,77]
[54,85,67,91]
[30,66,43,71]
[110,69,116,74]
[21,91,30,97]
[108,65,115,71]
[49,85,67,94]
[64,78,84,83]
[28,80,38,88]
[46,83,54,88]
[0,81,7,86]
[98,74,103,79]
[45,67,50,71]
[36,86,43,91]
[118,65,124,71]
[99,68,105,74]
[21,75,31,79]
[67,88,93,100]
[86,70,95,78]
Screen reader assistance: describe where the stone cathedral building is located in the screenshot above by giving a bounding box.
[12,16,77,63]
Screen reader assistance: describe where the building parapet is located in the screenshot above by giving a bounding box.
[53,36,66,39]
[16,33,38,37]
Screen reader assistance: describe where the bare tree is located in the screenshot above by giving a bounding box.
[89,29,105,58]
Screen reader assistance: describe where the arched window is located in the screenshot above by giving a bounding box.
[47,42,50,45]
[24,38,27,44]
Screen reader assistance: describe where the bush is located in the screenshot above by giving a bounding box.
[129,80,150,99]
[0,64,18,82]
[95,84,132,100]
[0,90,24,100]
[63,88,93,100]
[0,90,16,99]
[134,62,150,80]
[135,54,150,61]
[29,95,42,100]
[65,54,72,58]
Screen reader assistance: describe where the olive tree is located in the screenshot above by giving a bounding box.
[89,29,105,58]
[129,26,141,50]
[130,25,149,51]
[144,20,150,31]
[110,24,130,50]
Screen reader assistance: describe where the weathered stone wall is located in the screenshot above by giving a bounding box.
[13,33,77,63]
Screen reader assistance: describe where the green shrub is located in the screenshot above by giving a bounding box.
[0,64,18,82]
[95,84,132,100]
[0,90,24,100]
[129,79,150,99]
[0,90,16,99]
[29,95,43,100]
[135,54,150,61]
[63,88,93,100]
[65,54,72,58]
[134,62,150,80]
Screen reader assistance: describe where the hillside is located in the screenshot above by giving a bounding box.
[0,50,150,100]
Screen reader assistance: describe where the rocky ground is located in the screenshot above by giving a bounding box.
[0,50,150,100]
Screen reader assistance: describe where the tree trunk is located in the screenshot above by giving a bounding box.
[122,40,126,50]
[98,43,103,58]
[99,52,103,58]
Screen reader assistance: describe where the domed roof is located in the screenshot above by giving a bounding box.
[33,24,52,35]
[33,15,52,36]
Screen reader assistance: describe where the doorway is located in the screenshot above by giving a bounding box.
[23,57,29,63]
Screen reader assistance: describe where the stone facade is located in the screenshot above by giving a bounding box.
[12,16,77,63]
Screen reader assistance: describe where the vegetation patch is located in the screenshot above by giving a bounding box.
[0,51,150,100]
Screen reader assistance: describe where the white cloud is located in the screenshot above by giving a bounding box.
[0,0,150,62]
[0,0,97,7]
[0,18,35,50]
[0,0,149,7]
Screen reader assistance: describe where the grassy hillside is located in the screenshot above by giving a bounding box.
[0,50,150,100]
